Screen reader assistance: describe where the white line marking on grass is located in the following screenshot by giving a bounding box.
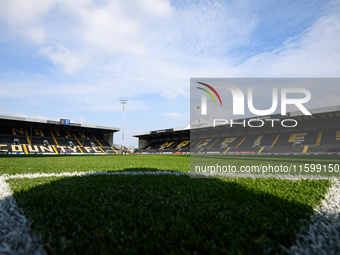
[0,178,46,255]
[1,171,336,180]
[0,170,189,180]
[286,178,340,255]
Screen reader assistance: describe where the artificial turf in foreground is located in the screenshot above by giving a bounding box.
[6,159,330,254]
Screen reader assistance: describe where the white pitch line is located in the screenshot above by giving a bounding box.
[1,171,337,180]
[0,178,46,255]
[285,178,340,255]
[0,170,189,180]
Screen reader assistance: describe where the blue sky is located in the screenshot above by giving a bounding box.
[0,0,340,148]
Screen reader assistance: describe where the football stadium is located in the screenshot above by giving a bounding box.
[1,1,340,254]
[0,103,340,254]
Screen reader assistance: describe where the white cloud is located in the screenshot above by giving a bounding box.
[1,0,340,148]
[0,0,255,98]
[0,0,173,73]
[135,0,173,17]
[163,112,181,118]
[76,116,85,123]
[0,0,54,26]
[238,3,340,77]
[22,26,46,45]
[40,45,90,74]
[0,0,55,45]
[1,0,340,117]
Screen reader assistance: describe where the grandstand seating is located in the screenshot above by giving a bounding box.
[138,128,340,154]
[0,125,117,155]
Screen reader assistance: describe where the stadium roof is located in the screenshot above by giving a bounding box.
[0,115,120,133]
[132,125,190,137]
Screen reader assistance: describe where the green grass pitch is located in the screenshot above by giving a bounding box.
[1,154,335,254]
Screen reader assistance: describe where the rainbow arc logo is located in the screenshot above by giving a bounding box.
[196,82,222,115]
